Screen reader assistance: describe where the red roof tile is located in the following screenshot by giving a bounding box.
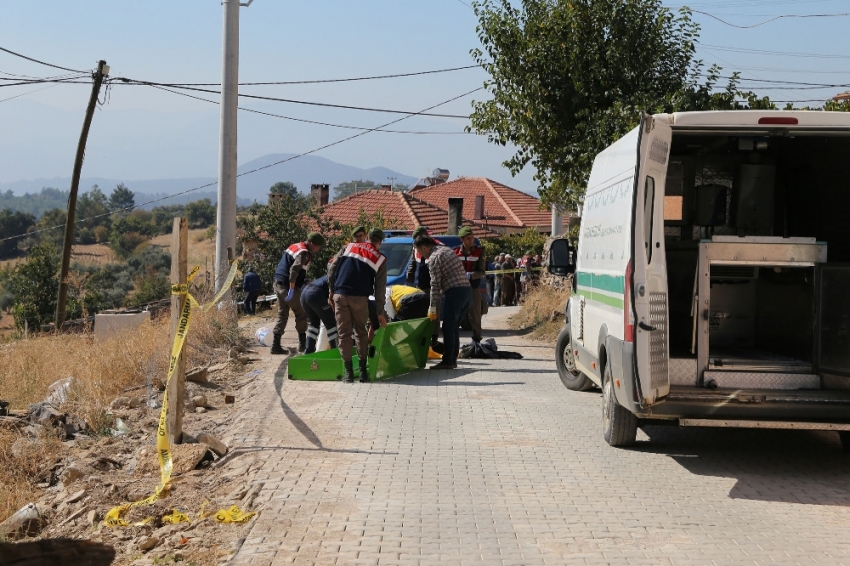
[316,189,500,238]
[407,177,550,229]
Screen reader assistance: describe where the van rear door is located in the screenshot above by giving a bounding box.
[817,264,850,377]
[632,114,672,405]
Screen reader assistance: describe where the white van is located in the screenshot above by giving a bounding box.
[548,111,850,447]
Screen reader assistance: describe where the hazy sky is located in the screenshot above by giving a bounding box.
[2,1,849,194]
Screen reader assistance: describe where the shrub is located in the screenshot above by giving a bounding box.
[77,227,96,245]
[109,231,149,259]
[93,225,109,243]
[8,244,60,331]
[127,270,170,307]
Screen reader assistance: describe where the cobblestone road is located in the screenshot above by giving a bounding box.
[227,307,850,565]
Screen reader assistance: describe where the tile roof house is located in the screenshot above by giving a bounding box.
[316,188,500,238]
[316,178,551,237]
[407,177,551,235]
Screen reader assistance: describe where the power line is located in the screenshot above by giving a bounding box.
[114,78,471,118]
[150,84,474,135]
[702,44,850,60]
[691,9,849,28]
[0,87,483,245]
[0,45,87,74]
[0,82,61,103]
[146,64,481,87]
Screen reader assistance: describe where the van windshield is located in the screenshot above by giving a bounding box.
[381,243,412,277]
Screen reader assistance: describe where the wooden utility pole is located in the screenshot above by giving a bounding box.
[56,60,109,329]
[167,217,188,445]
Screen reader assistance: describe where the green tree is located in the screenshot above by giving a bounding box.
[481,227,546,261]
[8,244,60,330]
[269,181,300,199]
[469,0,772,209]
[333,179,380,201]
[108,183,135,212]
[0,209,36,257]
[34,208,67,249]
[76,186,111,239]
[185,198,217,229]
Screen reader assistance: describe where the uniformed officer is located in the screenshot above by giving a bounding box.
[299,274,339,354]
[453,226,486,343]
[271,232,326,355]
[328,228,388,383]
[352,225,367,243]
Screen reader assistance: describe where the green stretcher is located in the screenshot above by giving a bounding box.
[288,318,434,381]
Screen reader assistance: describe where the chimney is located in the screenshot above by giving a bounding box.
[310,184,329,206]
[380,184,392,191]
[474,195,484,220]
[447,197,463,235]
[551,204,563,236]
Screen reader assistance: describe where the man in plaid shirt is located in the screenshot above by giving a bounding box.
[414,234,472,369]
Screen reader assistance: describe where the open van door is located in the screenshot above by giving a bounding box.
[817,265,850,377]
[632,114,672,405]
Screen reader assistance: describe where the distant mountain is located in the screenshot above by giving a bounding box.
[0,154,418,204]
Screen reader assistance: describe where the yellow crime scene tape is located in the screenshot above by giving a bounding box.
[104,261,256,527]
[483,266,545,275]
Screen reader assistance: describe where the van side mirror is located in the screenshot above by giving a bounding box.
[547,238,576,276]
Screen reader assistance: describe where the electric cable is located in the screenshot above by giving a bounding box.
[141,64,481,87]
[702,44,850,60]
[0,86,483,244]
[0,82,61,103]
[114,78,470,118]
[691,9,849,28]
[0,45,87,74]
[149,84,474,135]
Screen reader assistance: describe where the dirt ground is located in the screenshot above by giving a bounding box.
[0,312,277,566]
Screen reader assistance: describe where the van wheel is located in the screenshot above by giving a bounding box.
[555,325,593,391]
[602,362,637,447]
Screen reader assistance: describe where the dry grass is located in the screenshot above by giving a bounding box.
[509,282,571,342]
[0,428,64,529]
[0,301,243,522]
[150,229,218,274]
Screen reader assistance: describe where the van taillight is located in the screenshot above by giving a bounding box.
[758,117,798,125]
[624,261,634,343]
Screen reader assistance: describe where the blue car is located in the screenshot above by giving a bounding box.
[380,235,483,287]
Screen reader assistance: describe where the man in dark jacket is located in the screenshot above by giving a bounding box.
[271,232,326,355]
[242,267,262,315]
[299,274,338,354]
[328,228,388,383]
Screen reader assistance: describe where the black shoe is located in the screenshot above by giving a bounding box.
[297,333,307,354]
[430,361,458,370]
[358,360,369,383]
[343,360,355,383]
[270,334,288,355]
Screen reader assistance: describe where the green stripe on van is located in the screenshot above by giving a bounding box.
[576,271,625,294]
[576,287,625,309]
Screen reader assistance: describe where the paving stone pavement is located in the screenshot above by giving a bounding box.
[226,307,850,566]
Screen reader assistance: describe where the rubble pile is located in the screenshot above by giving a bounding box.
[0,349,267,565]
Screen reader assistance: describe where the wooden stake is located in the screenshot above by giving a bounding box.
[167,217,188,445]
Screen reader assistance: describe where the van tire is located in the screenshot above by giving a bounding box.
[555,325,593,391]
[602,362,637,447]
